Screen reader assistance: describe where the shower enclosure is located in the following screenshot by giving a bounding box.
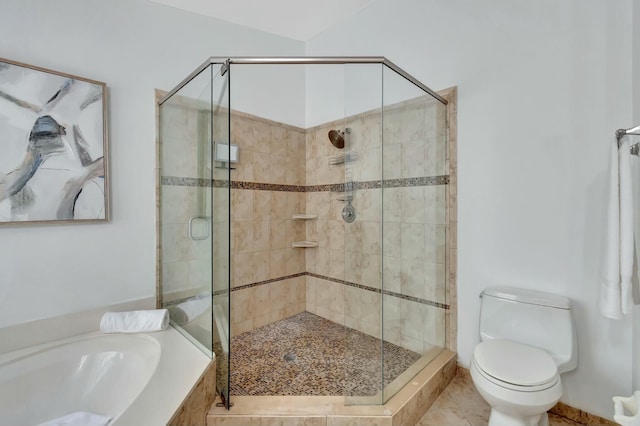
[157,57,450,410]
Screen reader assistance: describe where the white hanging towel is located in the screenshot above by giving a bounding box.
[599,137,634,319]
[619,137,634,314]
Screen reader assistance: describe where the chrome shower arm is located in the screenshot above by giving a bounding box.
[616,124,640,140]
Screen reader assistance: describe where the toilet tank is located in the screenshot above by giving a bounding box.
[479,286,577,374]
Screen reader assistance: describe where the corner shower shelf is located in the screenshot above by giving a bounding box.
[328,152,358,165]
[292,241,319,248]
[334,193,353,202]
[292,214,318,220]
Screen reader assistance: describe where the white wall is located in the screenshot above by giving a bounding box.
[304,62,436,127]
[307,0,634,418]
[632,0,640,392]
[0,0,303,327]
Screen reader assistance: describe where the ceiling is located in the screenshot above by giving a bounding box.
[149,0,375,41]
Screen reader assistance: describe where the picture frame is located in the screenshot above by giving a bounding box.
[0,57,109,224]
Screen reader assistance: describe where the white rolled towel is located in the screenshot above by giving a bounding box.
[169,293,210,325]
[100,309,169,334]
[37,411,112,426]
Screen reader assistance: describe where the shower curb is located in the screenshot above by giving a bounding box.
[206,350,456,425]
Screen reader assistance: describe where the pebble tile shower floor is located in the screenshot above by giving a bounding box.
[228,312,422,396]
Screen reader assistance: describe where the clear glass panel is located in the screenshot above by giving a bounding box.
[158,62,232,409]
[154,59,450,410]
[381,64,448,403]
[343,63,384,405]
[159,65,213,356]
[227,63,307,398]
[210,63,231,408]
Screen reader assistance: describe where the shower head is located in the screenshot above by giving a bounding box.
[328,130,345,149]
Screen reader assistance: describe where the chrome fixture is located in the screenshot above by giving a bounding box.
[615,124,640,140]
[342,202,356,223]
[158,57,448,106]
[616,124,640,156]
[328,129,345,149]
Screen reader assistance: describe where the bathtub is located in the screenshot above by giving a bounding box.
[0,327,210,426]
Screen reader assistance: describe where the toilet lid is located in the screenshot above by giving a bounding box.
[474,340,558,387]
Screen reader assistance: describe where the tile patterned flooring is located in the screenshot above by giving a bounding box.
[229,312,422,396]
[417,371,586,426]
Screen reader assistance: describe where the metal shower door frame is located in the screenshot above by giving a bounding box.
[158,57,447,107]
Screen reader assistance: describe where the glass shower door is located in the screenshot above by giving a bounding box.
[380,64,448,403]
[210,62,232,408]
[343,63,384,405]
[158,61,232,409]
[159,65,214,355]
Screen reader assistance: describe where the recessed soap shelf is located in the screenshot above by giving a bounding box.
[292,241,319,248]
[292,214,318,220]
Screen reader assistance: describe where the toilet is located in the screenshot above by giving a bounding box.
[469,287,577,426]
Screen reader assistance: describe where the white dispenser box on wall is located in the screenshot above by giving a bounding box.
[214,142,239,166]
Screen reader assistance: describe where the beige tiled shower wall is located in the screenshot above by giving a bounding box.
[442,87,458,352]
[228,113,307,337]
[305,114,383,337]
[387,98,449,353]
[160,99,213,304]
[159,89,457,355]
[305,97,450,355]
[230,277,306,335]
[161,184,213,301]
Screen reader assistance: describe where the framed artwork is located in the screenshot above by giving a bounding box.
[0,57,109,224]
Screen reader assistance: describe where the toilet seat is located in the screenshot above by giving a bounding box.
[473,339,560,392]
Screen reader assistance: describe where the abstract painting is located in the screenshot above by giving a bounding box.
[0,58,108,224]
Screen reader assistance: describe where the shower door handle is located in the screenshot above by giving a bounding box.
[189,216,210,240]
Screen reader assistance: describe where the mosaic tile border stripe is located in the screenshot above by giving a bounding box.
[208,272,307,297]
[161,176,227,188]
[212,289,227,297]
[306,272,450,310]
[231,272,307,293]
[304,177,452,192]
[161,175,450,191]
[206,271,449,310]
[382,175,450,188]
[233,181,301,192]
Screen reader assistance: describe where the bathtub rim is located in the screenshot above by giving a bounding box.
[112,326,211,426]
[0,299,212,425]
[0,331,163,425]
[0,296,156,355]
[0,326,211,426]
[0,330,161,368]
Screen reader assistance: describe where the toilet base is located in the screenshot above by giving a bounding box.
[470,357,561,426]
[489,409,549,426]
